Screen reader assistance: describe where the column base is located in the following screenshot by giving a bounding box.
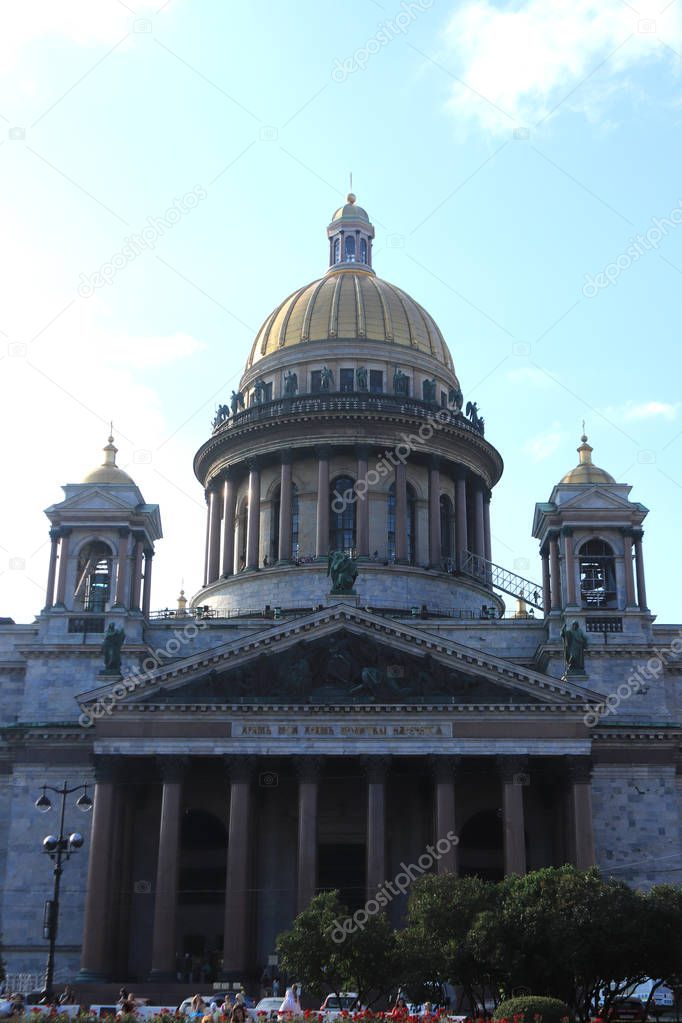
[76,969,109,982]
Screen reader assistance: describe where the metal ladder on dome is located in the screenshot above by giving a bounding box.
[460,550,544,611]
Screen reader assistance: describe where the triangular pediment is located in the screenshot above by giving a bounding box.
[78,605,603,711]
[557,487,633,511]
[46,487,139,515]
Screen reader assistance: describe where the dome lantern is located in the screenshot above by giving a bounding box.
[559,431,615,485]
[327,192,375,272]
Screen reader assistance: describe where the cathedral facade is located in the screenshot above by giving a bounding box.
[1,196,681,987]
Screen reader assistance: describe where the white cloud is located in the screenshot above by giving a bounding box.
[523,426,565,460]
[623,400,679,421]
[440,0,682,134]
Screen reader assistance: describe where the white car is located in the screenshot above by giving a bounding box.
[249,997,286,1021]
[319,993,361,1019]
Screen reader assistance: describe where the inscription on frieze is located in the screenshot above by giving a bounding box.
[236,722,450,738]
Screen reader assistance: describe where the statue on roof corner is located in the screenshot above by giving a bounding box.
[102,623,125,674]
[561,618,588,675]
[327,550,358,593]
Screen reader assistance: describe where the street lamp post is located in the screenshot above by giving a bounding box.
[35,781,93,1000]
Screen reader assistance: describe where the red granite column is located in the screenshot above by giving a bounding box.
[483,492,492,564]
[203,493,211,587]
[541,548,551,615]
[395,462,408,562]
[432,757,459,874]
[115,528,130,607]
[562,527,577,606]
[278,456,293,563]
[569,759,595,869]
[549,532,561,611]
[141,551,153,617]
[622,529,636,607]
[149,759,185,980]
[296,758,320,913]
[315,446,331,558]
[499,757,527,876]
[54,528,72,606]
[365,758,389,897]
[44,528,60,609]
[245,461,261,570]
[428,456,441,568]
[455,473,468,569]
[222,472,237,577]
[356,446,370,558]
[633,530,648,610]
[473,480,485,559]
[222,758,254,978]
[79,763,117,979]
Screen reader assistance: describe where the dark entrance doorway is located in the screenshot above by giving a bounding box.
[458,809,504,881]
[318,843,366,913]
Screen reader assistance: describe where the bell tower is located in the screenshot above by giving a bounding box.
[532,432,651,644]
[326,192,375,271]
[41,434,162,638]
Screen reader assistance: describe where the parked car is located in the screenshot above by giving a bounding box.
[178,994,232,1016]
[319,993,361,1018]
[249,997,285,1021]
[607,999,647,1023]
[0,1001,13,1020]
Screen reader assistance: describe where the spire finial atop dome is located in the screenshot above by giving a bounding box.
[328,190,375,272]
[559,430,615,485]
[81,427,135,485]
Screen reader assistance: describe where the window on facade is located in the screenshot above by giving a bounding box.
[333,238,340,263]
[360,238,368,263]
[310,370,322,393]
[369,369,383,393]
[387,483,416,563]
[340,368,355,392]
[440,495,454,561]
[344,235,356,261]
[579,538,616,607]
[75,541,113,612]
[330,475,356,552]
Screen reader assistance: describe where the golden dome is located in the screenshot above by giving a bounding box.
[332,192,370,222]
[560,433,615,485]
[247,268,455,371]
[82,434,135,485]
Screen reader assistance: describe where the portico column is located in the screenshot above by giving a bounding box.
[365,758,389,897]
[483,492,492,564]
[115,528,130,607]
[315,446,331,558]
[222,758,254,978]
[44,528,60,609]
[431,757,459,874]
[246,460,261,570]
[633,530,648,610]
[455,473,468,569]
[131,533,144,610]
[356,446,370,558]
[499,757,527,876]
[428,456,441,568]
[568,758,596,869]
[541,548,551,615]
[622,529,636,607]
[278,456,293,563]
[296,758,320,913]
[149,759,185,980]
[562,527,577,606]
[141,551,153,617]
[79,762,117,979]
[203,492,211,587]
[222,472,237,577]
[395,462,408,562]
[54,528,72,606]
[473,480,485,559]
[549,531,561,611]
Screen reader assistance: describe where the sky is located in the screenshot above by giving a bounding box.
[1,0,681,624]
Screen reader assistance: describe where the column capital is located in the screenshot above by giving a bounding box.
[279,450,293,466]
[92,756,120,784]
[132,529,146,543]
[144,548,154,560]
[429,755,461,781]
[224,754,257,783]
[59,526,73,538]
[49,527,61,542]
[314,444,333,460]
[632,527,644,542]
[295,756,323,783]
[223,465,237,480]
[453,466,469,483]
[497,755,530,785]
[355,444,371,461]
[361,755,391,782]
[620,526,634,539]
[547,528,560,542]
[560,525,573,538]
[246,457,261,473]
[428,454,441,471]
[566,756,592,785]
[156,756,187,783]
[483,488,492,504]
